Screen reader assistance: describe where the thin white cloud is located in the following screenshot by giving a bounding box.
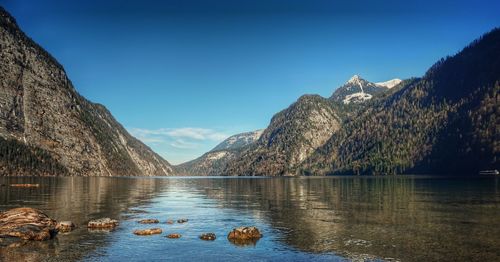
[129,127,229,150]
[129,127,228,142]
[170,139,199,149]
[163,127,228,141]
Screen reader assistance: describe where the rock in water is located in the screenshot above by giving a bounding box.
[0,207,57,241]
[138,219,159,224]
[133,228,162,235]
[56,221,76,233]
[199,233,216,241]
[177,218,188,224]
[166,233,182,239]
[87,218,119,229]
[227,226,262,246]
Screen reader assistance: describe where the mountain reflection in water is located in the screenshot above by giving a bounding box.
[0,176,499,261]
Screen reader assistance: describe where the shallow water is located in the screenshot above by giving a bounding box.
[0,176,499,261]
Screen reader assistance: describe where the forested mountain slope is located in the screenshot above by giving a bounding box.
[302,28,500,175]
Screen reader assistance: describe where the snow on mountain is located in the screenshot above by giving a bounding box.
[375,78,402,89]
[206,151,228,160]
[330,75,400,104]
[343,92,373,104]
[212,129,264,151]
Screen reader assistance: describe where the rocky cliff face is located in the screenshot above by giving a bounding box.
[224,95,341,176]
[176,130,263,176]
[0,7,174,176]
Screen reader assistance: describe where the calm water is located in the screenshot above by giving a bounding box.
[0,176,499,261]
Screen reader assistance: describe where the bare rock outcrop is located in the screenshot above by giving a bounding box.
[0,207,57,241]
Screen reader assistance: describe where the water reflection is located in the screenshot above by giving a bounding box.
[0,176,499,261]
[0,177,171,261]
[186,177,500,261]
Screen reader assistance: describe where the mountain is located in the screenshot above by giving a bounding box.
[301,28,500,175]
[330,75,402,104]
[175,130,263,176]
[0,7,174,176]
[223,95,341,176]
[204,28,499,177]
[212,130,264,151]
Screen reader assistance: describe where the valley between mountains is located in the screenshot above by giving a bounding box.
[1,6,498,177]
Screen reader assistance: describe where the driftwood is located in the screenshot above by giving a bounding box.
[0,207,57,241]
[9,184,39,188]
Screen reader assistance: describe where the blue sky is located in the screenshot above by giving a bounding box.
[1,0,499,164]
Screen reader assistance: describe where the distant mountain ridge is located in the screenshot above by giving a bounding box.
[0,7,174,176]
[175,129,264,176]
[212,130,264,151]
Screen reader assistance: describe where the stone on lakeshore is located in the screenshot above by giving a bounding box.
[199,233,216,241]
[56,221,76,233]
[166,220,174,224]
[227,226,262,240]
[87,218,119,229]
[177,218,188,224]
[0,207,57,241]
[166,233,182,239]
[138,219,159,224]
[133,228,162,235]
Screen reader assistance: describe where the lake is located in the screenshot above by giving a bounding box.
[0,176,499,261]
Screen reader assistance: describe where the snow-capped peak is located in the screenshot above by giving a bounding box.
[331,75,402,104]
[347,74,362,84]
[375,78,402,89]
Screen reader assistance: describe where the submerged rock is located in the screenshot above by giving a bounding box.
[227,226,262,246]
[0,207,57,241]
[166,220,174,224]
[166,233,182,239]
[138,219,159,224]
[177,218,188,224]
[56,221,76,233]
[199,233,216,241]
[87,218,119,229]
[133,228,162,235]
